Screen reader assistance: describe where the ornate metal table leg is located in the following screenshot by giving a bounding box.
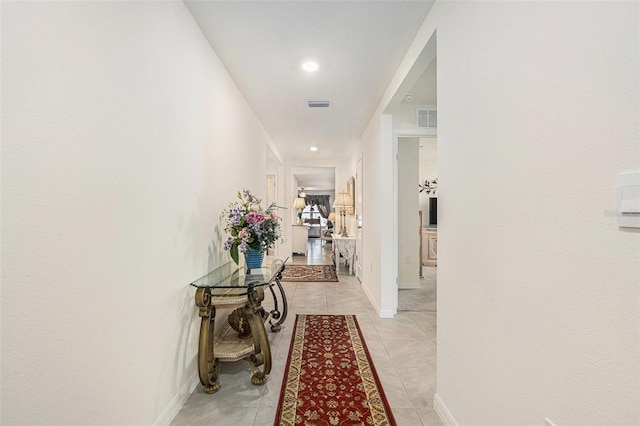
[268,276,288,332]
[195,288,221,394]
[245,286,271,385]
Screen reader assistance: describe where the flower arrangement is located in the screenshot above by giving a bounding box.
[221,189,282,264]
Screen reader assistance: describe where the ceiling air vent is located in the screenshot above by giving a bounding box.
[416,107,437,128]
[307,100,331,108]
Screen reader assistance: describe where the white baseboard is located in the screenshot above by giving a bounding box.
[398,282,421,290]
[434,393,458,426]
[360,279,378,310]
[360,279,397,318]
[378,309,395,318]
[154,372,199,426]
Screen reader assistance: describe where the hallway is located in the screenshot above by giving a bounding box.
[289,237,334,266]
[171,239,441,425]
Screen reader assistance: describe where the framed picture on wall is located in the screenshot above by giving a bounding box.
[347,176,355,215]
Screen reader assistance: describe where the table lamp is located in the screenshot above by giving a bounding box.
[293,197,306,225]
[332,192,352,237]
[327,212,336,224]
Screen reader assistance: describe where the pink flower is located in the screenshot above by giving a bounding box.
[270,213,278,221]
[246,212,266,224]
[238,229,250,239]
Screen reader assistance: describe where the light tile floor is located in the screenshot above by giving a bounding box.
[171,239,441,425]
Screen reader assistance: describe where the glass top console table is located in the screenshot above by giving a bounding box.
[190,257,288,394]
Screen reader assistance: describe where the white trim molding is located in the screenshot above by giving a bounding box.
[378,309,396,318]
[398,282,421,290]
[361,279,395,318]
[154,372,199,426]
[394,128,436,138]
[434,393,458,426]
[361,279,381,313]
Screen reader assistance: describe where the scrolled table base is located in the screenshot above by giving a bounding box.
[267,274,288,332]
[191,259,289,394]
[195,288,221,394]
[245,287,271,385]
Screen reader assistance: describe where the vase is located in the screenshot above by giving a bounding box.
[244,249,264,271]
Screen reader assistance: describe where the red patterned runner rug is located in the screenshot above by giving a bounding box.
[280,265,339,282]
[274,314,396,426]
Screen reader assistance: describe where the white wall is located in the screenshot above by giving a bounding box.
[397,138,420,288]
[392,103,438,132]
[374,1,639,424]
[359,114,396,317]
[274,164,288,259]
[419,138,438,224]
[1,2,272,424]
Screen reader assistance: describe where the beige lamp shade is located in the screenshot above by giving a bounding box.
[327,212,336,222]
[332,192,352,208]
[332,192,352,237]
[293,197,306,210]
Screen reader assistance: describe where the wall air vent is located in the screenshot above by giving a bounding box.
[307,100,331,108]
[416,107,437,128]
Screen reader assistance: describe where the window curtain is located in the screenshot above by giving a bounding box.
[304,195,331,219]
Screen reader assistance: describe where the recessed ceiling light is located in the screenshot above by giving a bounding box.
[302,61,319,72]
[310,146,318,152]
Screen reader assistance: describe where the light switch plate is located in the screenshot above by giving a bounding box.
[617,171,640,228]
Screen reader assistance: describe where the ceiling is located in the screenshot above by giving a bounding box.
[292,167,336,192]
[405,58,437,106]
[185,0,435,171]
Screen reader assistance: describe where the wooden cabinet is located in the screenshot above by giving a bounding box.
[422,227,437,267]
[292,225,308,255]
